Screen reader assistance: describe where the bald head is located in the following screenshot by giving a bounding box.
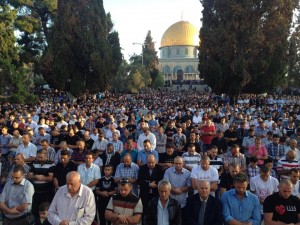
[286,150,296,162]
[197,180,210,200]
[147,154,156,169]
[278,179,293,199]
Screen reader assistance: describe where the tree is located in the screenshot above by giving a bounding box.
[126,70,146,93]
[0,3,18,94]
[143,31,159,87]
[7,0,57,65]
[107,13,122,79]
[199,0,299,95]
[287,11,300,88]
[39,0,113,96]
[152,72,165,89]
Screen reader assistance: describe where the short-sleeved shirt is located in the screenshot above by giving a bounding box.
[250,175,279,213]
[219,173,234,191]
[54,161,78,187]
[223,152,246,169]
[77,163,101,190]
[159,152,178,164]
[0,178,34,218]
[191,165,218,193]
[71,149,87,164]
[120,149,139,163]
[137,150,159,165]
[16,142,37,159]
[106,193,143,225]
[30,160,55,192]
[264,192,300,224]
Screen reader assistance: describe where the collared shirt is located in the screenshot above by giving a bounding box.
[267,143,285,166]
[48,184,96,225]
[54,148,73,164]
[223,152,246,169]
[120,149,139,163]
[16,142,37,159]
[137,133,157,151]
[115,162,139,180]
[77,163,101,190]
[155,133,167,153]
[8,135,23,152]
[157,198,169,225]
[0,134,12,154]
[164,166,191,208]
[0,178,34,218]
[91,138,108,151]
[221,189,261,225]
[246,165,260,178]
[137,149,159,165]
[110,140,123,153]
[34,133,51,150]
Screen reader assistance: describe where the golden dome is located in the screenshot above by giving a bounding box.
[160,21,199,48]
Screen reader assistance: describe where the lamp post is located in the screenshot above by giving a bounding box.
[132,42,144,66]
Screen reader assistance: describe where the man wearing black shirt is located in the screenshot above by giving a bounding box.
[264,179,300,224]
[53,150,77,189]
[159,144,178,171]
[219,163,240,197]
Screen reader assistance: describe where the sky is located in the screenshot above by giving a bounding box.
[103,0,203,61]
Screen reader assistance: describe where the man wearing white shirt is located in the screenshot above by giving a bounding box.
[48,171,96,225]
[26,113,37,130]
[289,168,300,197]
[16,133,37,163]
[91,131,108,153]
[192,111,202,125]
[77,152,101,191]
[286,139,300,161]
[191,155,218,194]
[137,127,156,151]
[250,165,279,217]
[90,128,99,142]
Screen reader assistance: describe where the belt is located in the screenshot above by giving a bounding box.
[3,213,30,221]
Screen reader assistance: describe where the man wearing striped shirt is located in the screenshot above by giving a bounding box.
[182,144,201,171]
[277,150,300,180]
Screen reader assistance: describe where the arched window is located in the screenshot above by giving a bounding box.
[163,65,171,74]
[185,65,195,73]
[173,65,182,74]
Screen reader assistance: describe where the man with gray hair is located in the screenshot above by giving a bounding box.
[48,171,96,225]
[144,179,181,225]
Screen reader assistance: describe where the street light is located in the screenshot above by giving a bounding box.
[132,42,144,66]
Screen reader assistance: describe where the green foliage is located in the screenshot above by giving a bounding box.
[143,31,159,87]
[126,70,146,93]
[39,0,115,97]
[7,0,57,65]
[109,59,130,92]
[152,72,165,89]
[0,4,18,64]
[287,13,300,88]
[199,0,299,95]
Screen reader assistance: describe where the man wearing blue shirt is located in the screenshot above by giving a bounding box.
[137,139,159,166]
[221,173,261,225]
